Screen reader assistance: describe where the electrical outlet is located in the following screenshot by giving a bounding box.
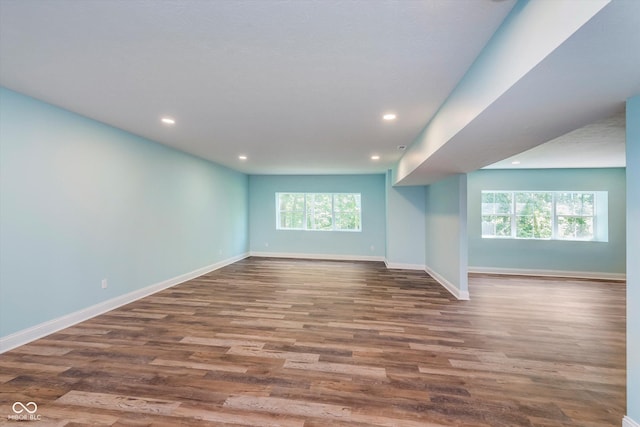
[101,279,108,289]
[265,242,269,247]
[370,245,375,252]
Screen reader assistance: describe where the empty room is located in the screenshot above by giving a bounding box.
[1,0,638,426]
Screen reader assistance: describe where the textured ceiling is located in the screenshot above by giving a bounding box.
[0,0,515,174]
[486,111,626,169]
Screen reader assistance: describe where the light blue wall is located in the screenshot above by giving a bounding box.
[249,174,385,258]
[467,168,626,274]
[627,95,640,422]
[385,170,425,267]
[424,174,468,298]
[0,88,249,337]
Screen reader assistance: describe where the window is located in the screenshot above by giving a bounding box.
[515,192,552,239]
[556,192,595,240]
[481,192,513,237]
[277,193,305,229]
[276,193,361,231]
[482,191,607,241]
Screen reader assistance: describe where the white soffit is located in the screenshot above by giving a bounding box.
[395,0,609,184]
[394,0,639,185]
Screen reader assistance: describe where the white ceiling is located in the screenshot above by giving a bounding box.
[486,110,627,169]
[1,0,637,179]
[0,0,515,175]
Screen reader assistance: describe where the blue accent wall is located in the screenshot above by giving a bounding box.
[248,174,385,258]
[0,88,249,337]
[424,174,468,298]
[385,170,425,267]
[467,168,626,275]
[627,95,640,422]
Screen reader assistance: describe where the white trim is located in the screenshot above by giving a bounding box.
[384,259,426,270]
[249,251,384,262]
[425,265,470,300]
[468,266,626,281]
[0,253,249,354]
[623,416,640,427]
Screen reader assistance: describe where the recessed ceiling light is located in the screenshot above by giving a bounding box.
[371,155,380,160]
[238,155,247,160]
[382,113,396,121]
[161,117,175,125]
[511,160,521,165]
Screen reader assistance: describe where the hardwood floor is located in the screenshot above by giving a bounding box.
[0,258,626,426]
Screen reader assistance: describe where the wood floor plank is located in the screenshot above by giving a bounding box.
[283,360,388,379]
[226,346,320,363]
[180,336,265,349]
[0,258,626,426]
[223,395,351,420]
[149,358,250,373]
[56,390,181,415]
[171,405,306,427]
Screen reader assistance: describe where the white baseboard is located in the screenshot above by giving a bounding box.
[425,265,470,300]
[623,416,640,427]
[468,266,626,281]
[0,253,249,354]
[384,259,426,270]
[249,251,384,262]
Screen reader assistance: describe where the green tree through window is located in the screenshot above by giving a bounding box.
[306,194,333,230]
[334,193,361,231]
[556,192,594,239]
[515,192,552,239]
[481,192,512,237]
[276,193,361,231]
[481,190,602,241]
[278,193,305,229]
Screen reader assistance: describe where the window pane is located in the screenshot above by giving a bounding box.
[558,216,594,240]
[515,192,552,238]
[515,192,552,214]
[335,194,361,212]
[482,215,511,237]
[335,213,361,231]
[557,192,594,216]
[278,193,301,211]
[334,194,361,230]
[279,211,304,229]
[293,195,305,211]
[306,194,333,230]
[278,193,290,211]
[482,192,512,214]
[277,193,305,229]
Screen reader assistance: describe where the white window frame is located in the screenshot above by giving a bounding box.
[276,192,362,232]
[481,190,607,242]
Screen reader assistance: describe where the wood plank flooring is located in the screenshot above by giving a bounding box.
[0,257,626,426]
